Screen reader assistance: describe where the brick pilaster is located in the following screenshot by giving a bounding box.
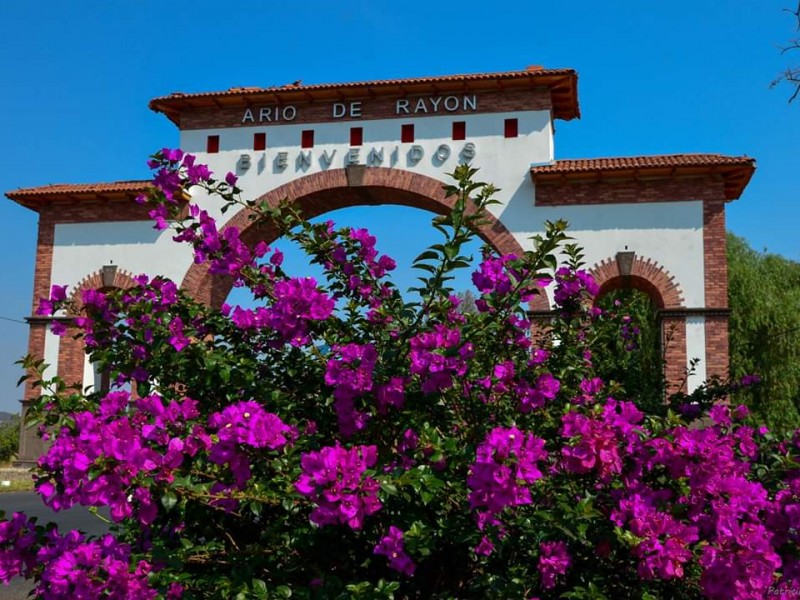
[703,199,729,379]
[662,315,688,395]
[17,212,56,465]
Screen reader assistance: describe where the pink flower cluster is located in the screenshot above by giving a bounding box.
[0,513,37,583]
[517,372,561,412]
[36,284,68,318]
[627,418,785,598]
[611,490,698,580]
[37,392,209,525]
[561,399,644,481]
[318,223,398,320]
[173,208,261,278]
[409,325,472,394]
[230,277,334,346]
[2,517,177,599]
[34,531,168,600]
[325,343,378,436]
[468,427,548,515]
[143,149,216,230]
[295,444,382,529]
[473,362,560,412]
[471,253,545,309]
[552,267,600,309]
[264,277,335,345]
[537,540,571,590]
[375,376,406,414]
[345,228,397,280]
[208,401,296,488]
[472,253,518,296]
[374,526,415,577]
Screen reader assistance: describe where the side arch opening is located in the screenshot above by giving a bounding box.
[590,255,688,397]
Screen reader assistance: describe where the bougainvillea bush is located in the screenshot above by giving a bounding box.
[2,151,799,599]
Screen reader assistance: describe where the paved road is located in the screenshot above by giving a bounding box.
[0,491,111,599]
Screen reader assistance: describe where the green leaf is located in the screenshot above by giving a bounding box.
[413,250,440,263]
[161,490,178,511]
[251,579,268,599]
[380,481,398,496]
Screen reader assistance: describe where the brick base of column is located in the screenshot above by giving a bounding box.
[704,315,730,381]
[13,399,47,467]
[662,316,688,395]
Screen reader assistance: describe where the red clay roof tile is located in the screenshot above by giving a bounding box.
[531,154,754,173]
[6,181,153,198]
[6,181,154,211]
[531,154,756,200]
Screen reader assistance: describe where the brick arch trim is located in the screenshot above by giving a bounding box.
[589,255,685,309]
[68,267,139,313]
[180,167,550,311]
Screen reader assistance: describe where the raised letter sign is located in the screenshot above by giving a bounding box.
[434,144,451,162]
[321,149,337,167]
[408,145,424,165]
[367,147,384,166]
[298,151,312,169]
[276,152,289,170]
[462,142,476,160]
[347,148,360,165]
[396,99,410,114]
[444,96,459,111]
[242,109,255,124]
[332,103,347,118]
[350,101,362,118]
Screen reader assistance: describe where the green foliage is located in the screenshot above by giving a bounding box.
[727,232,800,433]
[0,416,19,464]
[593,289,665,415]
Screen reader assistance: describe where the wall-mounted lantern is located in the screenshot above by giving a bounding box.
[101,264,117,288]
[615,250,635,278]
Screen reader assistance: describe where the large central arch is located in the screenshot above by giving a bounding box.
[180,167,549,310]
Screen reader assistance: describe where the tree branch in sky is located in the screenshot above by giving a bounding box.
[773,1,800,102]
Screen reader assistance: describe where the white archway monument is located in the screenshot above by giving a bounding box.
[6,66,755,464]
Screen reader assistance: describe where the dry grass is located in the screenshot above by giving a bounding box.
[0,478,34,493]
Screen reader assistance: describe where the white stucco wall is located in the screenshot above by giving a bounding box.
[42,330,60,382]
[51,221,194,290]
[524,200,706,309]
[685,316,708,390]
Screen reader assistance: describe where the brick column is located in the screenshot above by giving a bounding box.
[15,321,49,465]
[57,325,87,390]
[703,199,729,380]
[662,315,688,395]
[16,213,55,466]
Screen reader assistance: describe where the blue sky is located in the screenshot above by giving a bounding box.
[0,0,798,413]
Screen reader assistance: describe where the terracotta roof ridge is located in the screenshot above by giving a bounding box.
[151,67,574,101]
[538,153,752,163]
[7,180,153,197]
[531,154,755,172]
[530,153,757,201]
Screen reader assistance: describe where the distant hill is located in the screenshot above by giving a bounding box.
[0,411,18,423]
